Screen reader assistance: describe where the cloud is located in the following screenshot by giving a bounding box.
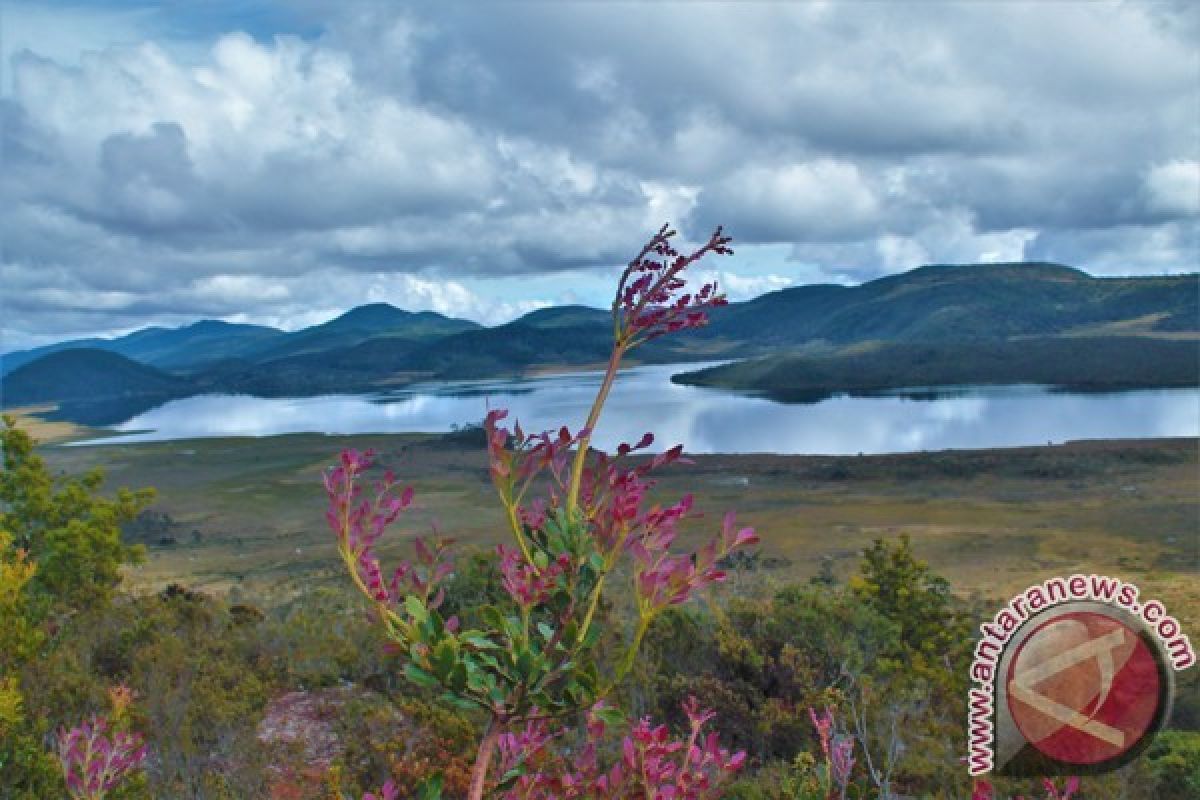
[699,160,879,241]
[692,271,794,302]
[232,271,553,331]
[1144,160,1200,216]
[1,1,1196,349]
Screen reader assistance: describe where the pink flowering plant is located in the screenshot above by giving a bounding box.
[56,715,148,800]
[971,776,1080,800]
[488,697,745,799]
[326,225,755,799]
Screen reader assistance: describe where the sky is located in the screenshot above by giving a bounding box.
[2,1,1197,351]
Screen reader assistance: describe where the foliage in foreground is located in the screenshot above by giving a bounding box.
[1,414,151,797]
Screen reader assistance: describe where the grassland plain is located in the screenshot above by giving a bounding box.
[36,430,1199,627]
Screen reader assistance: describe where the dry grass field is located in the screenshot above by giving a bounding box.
[36,430,1199,627]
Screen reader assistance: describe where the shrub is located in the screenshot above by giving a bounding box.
[326,225,756,798]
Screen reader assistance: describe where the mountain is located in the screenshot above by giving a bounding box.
[247,304,481,361]
[1,338,111,375]
[200,309,642,395]
[190,302,714,396]
[672,337,1200,400]
[511,305,612,330]
[1,348,194,407]
[2,321,285,375]
[697,263,1197,348]
[110,320,287,369]
[0,305,480,377]
[318,303,478,336]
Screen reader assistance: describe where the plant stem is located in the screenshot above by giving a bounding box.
[609,615,650,691]
[565,345,625,517]
[505,501,535,565]
[576,572,607,643]
[468,716,501,800]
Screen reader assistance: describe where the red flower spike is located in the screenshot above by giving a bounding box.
[613,225,734,348]
[324,449,454,611]
[58,715,149,800]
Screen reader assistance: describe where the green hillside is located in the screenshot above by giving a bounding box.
[247,303,480,361]
[511,305,612,329]
[698,264,1197,347]
[1,337,110,375]
[1,348,194,407]
[116,320,286,369]
[200,315,701,395]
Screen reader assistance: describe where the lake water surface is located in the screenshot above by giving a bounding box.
[78,363,1199,455]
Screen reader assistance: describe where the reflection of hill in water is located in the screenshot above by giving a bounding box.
[868,386,1002,403]
[675,338,1200,401]
[762,383,1195,406]
[50,396,170,427]
[375,386,540,403]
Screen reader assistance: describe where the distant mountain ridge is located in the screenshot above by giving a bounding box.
[1,305,480,376]
[1,320,286,375]
[243,304,481,364]
[3,263,1196,424]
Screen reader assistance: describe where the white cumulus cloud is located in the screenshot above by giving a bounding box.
[1144,160,1200,215]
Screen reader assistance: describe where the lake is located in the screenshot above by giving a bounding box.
[77,363,1199,455]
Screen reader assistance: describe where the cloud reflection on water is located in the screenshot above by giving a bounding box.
[80,364,1199,455]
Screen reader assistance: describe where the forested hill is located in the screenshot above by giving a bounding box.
[693,263,1197,347]
[1,349,194,408]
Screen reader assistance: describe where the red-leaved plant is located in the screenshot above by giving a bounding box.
[57,716,147,800]
[971,776,1081,800]
[56,684,148,800]
[489,697,745,798]
[809,707,857,800]
[327,225,753,799]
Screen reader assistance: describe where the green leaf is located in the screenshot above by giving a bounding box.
[461,631,499,650]
[449,660,468,691]
[440,692,480,711]
[480,605,506,631]
[500,615,523,642]
[431,639,457,678]
[592,706,626,727]
[581,624,602,648]
[404,663,440,689]
[417,773,444,800]
[576,664,598,695]
[464,662,487,692]
[405,594,428,624]
[516,649,535,678]
[495,766,526,791]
